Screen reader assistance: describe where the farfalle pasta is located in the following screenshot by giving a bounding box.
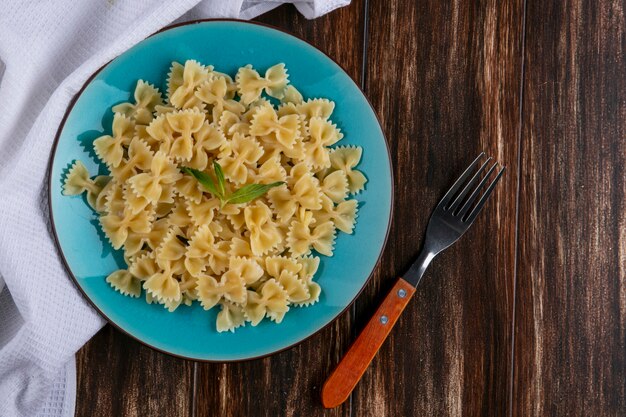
[63,61,367,332]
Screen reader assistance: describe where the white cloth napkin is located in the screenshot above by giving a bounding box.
[0,1,349,416]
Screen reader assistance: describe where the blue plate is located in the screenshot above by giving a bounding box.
[49,20,392,361]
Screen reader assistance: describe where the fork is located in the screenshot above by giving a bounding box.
[321,152,505,408]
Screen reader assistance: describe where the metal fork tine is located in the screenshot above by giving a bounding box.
[456,162,499,218]
[448,157,492,212]
[464,166,506,224]
[438,152,485,210]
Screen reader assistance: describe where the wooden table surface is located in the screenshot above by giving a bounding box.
[75,1,626,416]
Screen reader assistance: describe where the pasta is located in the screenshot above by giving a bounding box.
[62,160,110,210]
[63,62,367,333]
[112,80,163,125]
[93,113,134,168]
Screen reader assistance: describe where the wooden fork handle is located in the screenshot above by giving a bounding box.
[321,278,416,408]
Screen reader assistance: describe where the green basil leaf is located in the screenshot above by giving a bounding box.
[213,160,226,197]
[226,181,285,205]
[181,167,221,198]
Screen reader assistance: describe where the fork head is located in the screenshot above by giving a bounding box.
[424,152,505,255]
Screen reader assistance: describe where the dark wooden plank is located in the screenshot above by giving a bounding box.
[75,326,194,417]
[194,3,365,417]
[351,1,524,416]
[512,1,626,415]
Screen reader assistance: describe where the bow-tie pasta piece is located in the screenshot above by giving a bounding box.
[287,255,322,307]
[148,274,194,312]
[228,237,265,266]
[63,161,110,210]
[212,71,238,99]
[287,208,336,257]
[296,256,320,281]
[216,301,246,333]
[63,61,367,332]
[250,104,300,150]
[267,184,298,224]
[93,113,134,168]
[128,251,160,280]
[143,260,182,303]
[265,256,309,303]
[315,195,359,234]
[184,224,230,276]
[196,271,247,310]
[217,133,264,184]
[329,145,367,194]
[186,195,220,226]
[265,255,302,276]
[124,217,169,256]
[296,98,335,121]
[217,110,251,139]
[166,108,205,161]
[110,137,154,183]
[293,279,321,307]
[287,163,322,210]
[244,201,282,256]
[155,225,188,266]
[214,213,243,241]
[134,124,160,152]
[188,122,226,170]
[277,104,309,140]
[100,205,153,250]
[106,269,142,298]
[331,199,359,234]
[168,60,210,109]
[303,117,343,169]
[123,183,150,216]
[244,278,289,325]
[276,270,310,304]
[236,64,288,105]
[260,134,305,163]
[166,62,184,102]
[112,80,163,125]
[165,197,192,228]
[154,273,197,313]
[142,228,190,304]
[196,75,246,122]
[174,174,204,204]
[263,64,289,99]
[224,256,264,286]
[252,156,287,185]
[221,204,247,231]
[146,113,176,153]
[309,117,343,146]
[128,151,182,203]
[321,170,349,203]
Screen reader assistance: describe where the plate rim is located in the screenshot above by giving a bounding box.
[47,18,394,362]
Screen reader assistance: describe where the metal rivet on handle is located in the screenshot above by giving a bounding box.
[397,289,407,298]
[380,315,388,325]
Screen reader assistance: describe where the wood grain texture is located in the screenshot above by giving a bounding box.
[512,0,626,415]
[75,326,194,417]
[322,278,416,408]
[194,3,365,417]
[351,1,524,416]
[73,1,626,416]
